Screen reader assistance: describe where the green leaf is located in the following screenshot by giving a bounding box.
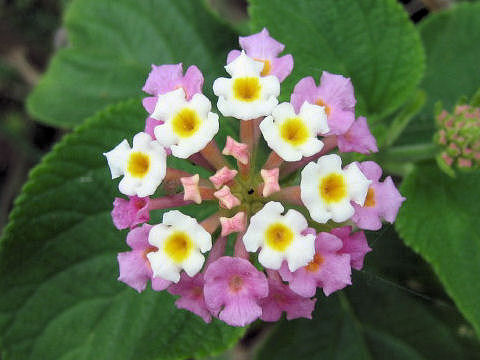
[402,2,480,144]
[396,162,480,336]
[255,273,474,360]
[0,99,244,360]
[27,0,236,128]
[249,0,425,121]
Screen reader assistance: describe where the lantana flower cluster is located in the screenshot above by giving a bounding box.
[435,103,480,174]
[104,28,405,327]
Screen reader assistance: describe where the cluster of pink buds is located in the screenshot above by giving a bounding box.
[435,103,480,175]
[104,28,405,327]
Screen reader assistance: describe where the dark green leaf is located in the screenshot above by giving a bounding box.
[27,0,236,128]
[402,2,480,144]
[255,272,475,359]
[0,99,243,360]
[249,0,425,122]
[396,162,480,336]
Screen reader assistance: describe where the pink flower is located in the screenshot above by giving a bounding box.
[331,226,371,270]
[117,224,172,292]
[260,279,316,322]
[142,63,204,114]
[227,28,294,82]
[337,117,378,154]
[290,72,356,135]
[144,117,163,139]
[352,161,406,230]
[204,256,269,327]
[279,232,351,297]
[111,196,150,230]
[168,273,211,323]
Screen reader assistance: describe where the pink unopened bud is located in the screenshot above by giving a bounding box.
[260,168,281,197]
[180,174,202,204]
[455,105,470,115]
[220,212,246,236]
[222,136,249,165]
[458,158,472,168]
[209,167,238,189]
[438,110,448,122]
[214,185,241,209]
[441,153,453,166]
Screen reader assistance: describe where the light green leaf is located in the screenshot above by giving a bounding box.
[0,99,243,360]
[396,162,480,336]
[27,0,236,128]
[402,2,480,144]
[249,0,425,122]
[255,273,473,359]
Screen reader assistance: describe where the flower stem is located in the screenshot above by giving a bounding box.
[269,186,302,206]
[148,194,193,210]
[200,212,221,234]
[280,136,337,177]
[234,232,249,259]
[188,153,216,172]
[263,151,284,170]
[165,168,211,187]
[205,236,227,267]
[200,140,229,170]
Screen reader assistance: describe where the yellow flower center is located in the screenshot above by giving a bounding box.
[364,187,376,207]
[265,222,294,252]
[127,152,151,178]
[315,98,331,116]
[233,77,261,102]
[280,117,310,146]
[255,58,272,76]
[319,173,347,203]
[172,108,201,138]
[164,231,193,263]
[305,253,324,273]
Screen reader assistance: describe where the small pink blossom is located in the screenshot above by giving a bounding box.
[209,166,238,189]
[290,72,356,135]
[111,196,150,230]
[168,272,211,323]
[204,256,269,327]
[337,117,378,154]
[142,64,204,117]
[142,63,203,99]
[222,136,249,165]
[279,232,351,297]
[117,224,171,292]
[331,226,371,270]
[144,117,163,139]
[220,212,246,237]
[260,279,316,322]
[214,185,241,209]
[227,28,294,82]
[352,161,405,230]
[180,174,202,204]
[260,168,280,197]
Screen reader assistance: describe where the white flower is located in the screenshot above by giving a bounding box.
[147,210,212,283]
[260,102,329,161]
[103,132,166,197]
[300,154,371,223]
[152,88,219,158]
[242,201,315,272]
[213,51,280,121]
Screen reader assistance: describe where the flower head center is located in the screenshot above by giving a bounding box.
[233,77,261,102]
[280,117,309,146]
[127,152,151,178]
[305,253,324,272]
[265,222,294,251]
[364,187,376,207]
[228,275,244,292]
[315,98,331,116]
[172,108,201,138]
[255,58,272,76]
[164,231,193,263]
[319,173,347,203]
